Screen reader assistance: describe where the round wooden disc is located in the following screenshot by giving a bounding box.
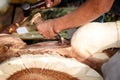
[7,68,78,80]
[0,54,103,80]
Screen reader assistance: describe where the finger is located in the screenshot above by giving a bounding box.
[45,0,52,7]
[50,30,57,39]
[36,25,44,35]
[36,22,47,38]
[44,29,51,39]
[52,0,61,6]
[40,6,46,9]
[38,26,51,39]
[49,25,58,39]
[38,29,48,39]
[40,26,54,39]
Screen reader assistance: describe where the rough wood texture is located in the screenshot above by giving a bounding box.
[7,68,79,80]
[0,34,26,62]
[0,34,117,78]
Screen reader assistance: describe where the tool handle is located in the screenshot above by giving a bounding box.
[55,34,62,45]
[31,13,63,45]
[22,0,46,17]
[31,0,46,9]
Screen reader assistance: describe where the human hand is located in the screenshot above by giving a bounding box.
[45,0,61,8]
[36,19,59,39]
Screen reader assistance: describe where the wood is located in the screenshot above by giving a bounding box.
[0,34,118,79]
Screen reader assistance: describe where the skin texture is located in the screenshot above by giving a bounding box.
[36,0,114,39]
[45,0,61,7]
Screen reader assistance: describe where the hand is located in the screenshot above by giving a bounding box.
[36,19,59,39]
[45,0,61,7]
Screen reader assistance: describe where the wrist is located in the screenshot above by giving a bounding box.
[53,13,77,34]
[53,18,64,34]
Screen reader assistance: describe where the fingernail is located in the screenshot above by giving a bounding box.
[47,3,51,7]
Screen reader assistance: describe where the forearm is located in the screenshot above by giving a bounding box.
[54,0,114,33]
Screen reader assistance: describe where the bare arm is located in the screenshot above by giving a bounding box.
[54,0,115,33]
[36,0,115,39]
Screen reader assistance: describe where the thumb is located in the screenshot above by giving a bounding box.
[45,0,52,7]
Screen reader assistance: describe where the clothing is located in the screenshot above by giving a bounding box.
[102,50,120,80]
[61,0,120,16]
[110,0,120,16]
